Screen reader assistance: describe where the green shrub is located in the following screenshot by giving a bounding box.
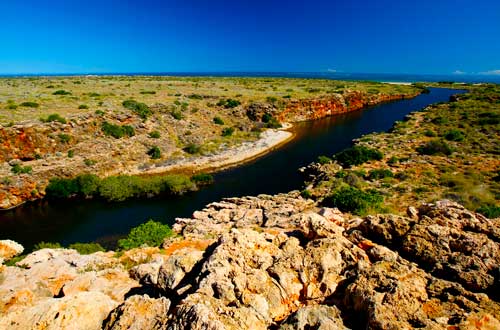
[102,121,135,138]
[300,189,312,199]
[217,98,241,108]
[6,103,18,110]
[417,139,453,156]
[184,143,201,154]
[11,164,32,174]
[333,145,383,167]
[42,113,67,124]
[324,186,383,215]
[213,116,225,125]
[171,109,183,120]
[188,94,203,100]
[387,156,399,165]
[317,155,332,164]
[58,133,71,143]
[45,178,80,198]
[444,129,465,141]
[222,127,235,137]
[476,205,500,218]
[78,104,89,109]
[149,131,160,138]
[20,101,39,108]
[118,220,175,250]
[84,159,97,166]
[140,90,156,95]
[368,169,394,180]
[33,241,62,250]
[147,146,161,159]
[191,173,214,185]
[53,90,71,95]
[76,174,100,196]
[122,100,152,120]
[266,96,278,103]
[424,129,437,137]
[68,242,105,254]
[95,109,105,115]
[67,150,74,158]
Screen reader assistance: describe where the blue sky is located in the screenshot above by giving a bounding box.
[0,0,499,74]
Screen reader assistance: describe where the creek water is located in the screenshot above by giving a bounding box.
[0,88,464,249]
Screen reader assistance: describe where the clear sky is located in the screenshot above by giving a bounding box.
[1,0,499,75]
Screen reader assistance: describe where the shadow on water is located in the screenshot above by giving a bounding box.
[0,88,465,249]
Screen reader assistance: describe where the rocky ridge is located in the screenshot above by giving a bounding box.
[1,193,499,329]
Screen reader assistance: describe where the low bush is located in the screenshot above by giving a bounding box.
[78,104,89,109]
[417,139,453,156]
[11,164,32,174]
[149,130,160,138]
[217,98,241,108]
[191,173,214,185]
[122,100,152,119]
[52,90,72,95]
[33,241,62,250]
[68,242,105,254]
[444,129,465,141]
[101,121,135,138]
[333,145,383,167]
[41,113,67,124]
[213,116,224,125]
[140,90,156,95]
[184,143,201,154]
[222,127,235,136]
[118,220,174,250]
[147,146,161,159]
[317,155,332,164]
[171,109,183,120]
[300,189,313,199]
[368,168,394,180]
[324,186,383,215]
[58,133,71,143]
[424,129,436,137]
[20,101,39,108]
[476,205,500,218]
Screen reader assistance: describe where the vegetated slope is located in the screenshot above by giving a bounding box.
[301,83,500,218]
[0,76,420,209]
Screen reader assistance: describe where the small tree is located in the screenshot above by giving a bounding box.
[118,220,174,250]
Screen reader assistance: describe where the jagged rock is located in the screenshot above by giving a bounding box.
[60,268,138,301]
[357,200,500,293]
[129,256,165,285]
[157,247,204,292]
[103,295,170,330]
[0,239,24,264]
[342,256,500,330]
[0,248,118,314]
[279,305,349,330]
[0,292,117,330]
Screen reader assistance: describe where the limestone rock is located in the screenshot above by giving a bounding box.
[279,305,349,330]
[103,295,170,330]
[0,240,24,264]
[0,291,117,330]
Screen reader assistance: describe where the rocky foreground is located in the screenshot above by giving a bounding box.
[1,192,499,329]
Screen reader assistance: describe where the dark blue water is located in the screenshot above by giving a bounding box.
[2,72,499,84]
[0,88,465,249]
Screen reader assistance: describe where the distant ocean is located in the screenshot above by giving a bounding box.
[1,72,500,84]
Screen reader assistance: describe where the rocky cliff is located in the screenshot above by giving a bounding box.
[276,91,418,122]
[1,193,499,329]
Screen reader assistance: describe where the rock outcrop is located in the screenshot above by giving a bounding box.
[1,196,499,329]
[0,239,24,264]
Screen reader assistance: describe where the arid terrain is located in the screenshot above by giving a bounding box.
[0,76,419,209]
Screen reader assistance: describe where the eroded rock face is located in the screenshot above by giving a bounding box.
[1,198,499,329]
[103,295,170,330]
[357,200,500,293]
[0,292,117,330]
